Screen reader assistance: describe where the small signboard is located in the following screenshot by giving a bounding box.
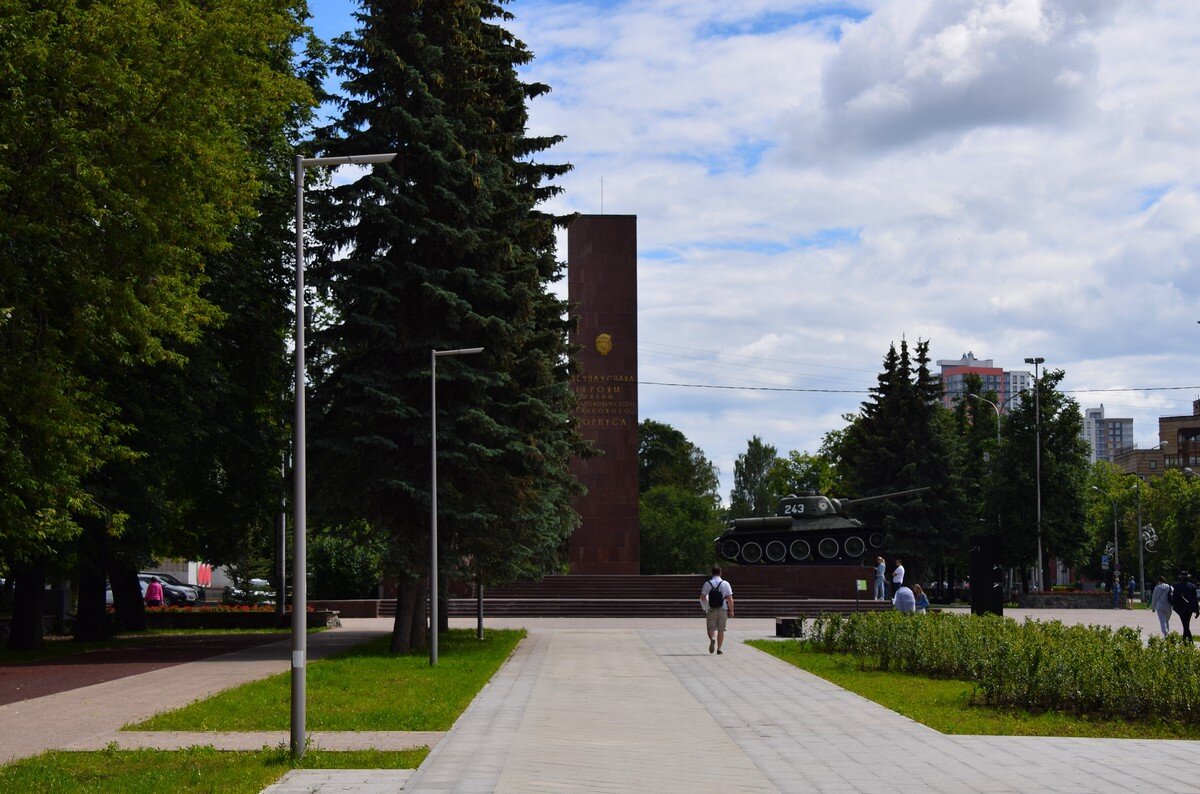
[856,579,868,591]
[1101,554,1109,571]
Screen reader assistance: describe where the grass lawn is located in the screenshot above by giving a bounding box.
[0,746,427,793]
[748,639,1200,740]
[132,628,525,731]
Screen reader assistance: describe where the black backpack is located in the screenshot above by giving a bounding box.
[707,579,725,609]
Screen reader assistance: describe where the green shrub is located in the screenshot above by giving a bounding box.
[803,612,1200,722]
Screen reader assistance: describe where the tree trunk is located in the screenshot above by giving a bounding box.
[74,520,110,642]
[410,576,429,652]
[110,565,146,632]
[390,577,418,654]
[438,571,449,633]
[7,560,47,651]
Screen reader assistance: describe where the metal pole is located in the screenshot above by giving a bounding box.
[276,455,288,622]
[476,572,483,640]
[289,151,396,761]
[291,154,307,759]
[1112,500,1119,577]
[1135,481,1144,603]
[1032,360,1043,591]
[430,349,439,667]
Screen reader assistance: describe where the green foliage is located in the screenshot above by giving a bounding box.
[749,640,1200,739]
[309,528,386,600]
[309,1,583,644]
[766,447,840,498]
[728,435,778,518]
[838,340,964,580]
[133,629,524,731]
[639,485,723,575]
[0,747,427,793]
[0,0,312,566]
[638,419,720,501]
[992,370,1090,580]
[804,611,1200,722]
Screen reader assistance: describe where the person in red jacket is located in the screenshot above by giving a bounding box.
[145,577,164,607]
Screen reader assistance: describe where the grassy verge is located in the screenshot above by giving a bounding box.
[132,628,525,731]
[748,639,1200,740]
[0,746,427,793]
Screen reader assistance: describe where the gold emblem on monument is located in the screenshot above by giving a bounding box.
[595,333,613,355]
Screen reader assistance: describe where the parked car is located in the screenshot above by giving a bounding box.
[104,576,198,607]
[141,571,205,603]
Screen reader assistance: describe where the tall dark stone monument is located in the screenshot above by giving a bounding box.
[567,215,639,574]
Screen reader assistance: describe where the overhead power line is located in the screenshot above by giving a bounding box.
[638,381,1200,395]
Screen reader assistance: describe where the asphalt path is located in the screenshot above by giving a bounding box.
[0,633,288,706]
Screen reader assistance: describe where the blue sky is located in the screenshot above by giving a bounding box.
[307,1,1200,500]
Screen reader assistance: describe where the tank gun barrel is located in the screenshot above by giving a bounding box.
[842,486,930,506]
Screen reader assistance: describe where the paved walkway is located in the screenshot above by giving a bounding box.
[5,610,1199,792]
[392,621,1200,792]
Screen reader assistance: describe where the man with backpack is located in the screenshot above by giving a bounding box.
[1170,571,1199,642]
[700,566,735,655]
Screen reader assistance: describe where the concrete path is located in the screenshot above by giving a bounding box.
[395,617,1200,793]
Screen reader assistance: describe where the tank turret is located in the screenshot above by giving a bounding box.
[714,487,928,565]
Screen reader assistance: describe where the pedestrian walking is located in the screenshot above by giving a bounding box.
[700,566,734,655]
[1111,579,1121,610]
[1149,575,1173,637]
[873,556,887,600]
[144,577,164,607]
[912,584,930,614]
[891,559,905,598]
[1170,571,1199,642]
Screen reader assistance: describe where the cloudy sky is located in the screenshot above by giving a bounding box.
[309,0,1200,500]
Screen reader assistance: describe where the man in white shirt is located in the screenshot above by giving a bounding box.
[700,566,735,655]
[891,559,905,598]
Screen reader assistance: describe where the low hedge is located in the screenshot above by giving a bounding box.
[141,608,339,630]
[804,611,1200,722]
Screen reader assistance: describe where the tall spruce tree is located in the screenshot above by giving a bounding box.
[840,340,963,581]
[310,0,582,652]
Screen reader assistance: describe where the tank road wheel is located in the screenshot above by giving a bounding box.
[740,541,763,564]
[719,540,741,561]
[818,537,839,559]
[868,532,884,548]
[765,540,786,562]
[789,539,811,561]
[844,536,866,557]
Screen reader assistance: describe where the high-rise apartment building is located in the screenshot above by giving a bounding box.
[936,352,1029,411]
[1082,405,1134,463]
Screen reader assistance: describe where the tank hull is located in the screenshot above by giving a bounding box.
[715,526,885,566]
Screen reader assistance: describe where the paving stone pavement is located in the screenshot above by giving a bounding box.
[393,622,1200,793]
[264,769,414,793]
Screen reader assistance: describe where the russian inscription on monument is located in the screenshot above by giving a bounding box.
[567,215,639,575]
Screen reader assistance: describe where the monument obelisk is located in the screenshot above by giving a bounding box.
[567,215,639,574]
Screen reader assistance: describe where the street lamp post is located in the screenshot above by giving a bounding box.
[1133,478,1144,604]
[1024,357,1045,591]
[430,346,484,667]
[293,151,396,759]
[1092,486,1119,595]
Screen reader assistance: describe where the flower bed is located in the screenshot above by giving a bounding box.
[1017,592,1111,608]
[803,611,1200,722]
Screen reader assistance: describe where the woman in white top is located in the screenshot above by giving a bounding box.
[1149,575,1173,637]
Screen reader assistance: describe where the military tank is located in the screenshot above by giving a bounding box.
[714,488,929,565]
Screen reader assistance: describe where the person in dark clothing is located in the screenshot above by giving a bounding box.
[1170,572,1200,642]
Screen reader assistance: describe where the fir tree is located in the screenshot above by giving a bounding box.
[310,0,581,652]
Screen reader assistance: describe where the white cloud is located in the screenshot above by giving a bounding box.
[313,0,1200,499]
